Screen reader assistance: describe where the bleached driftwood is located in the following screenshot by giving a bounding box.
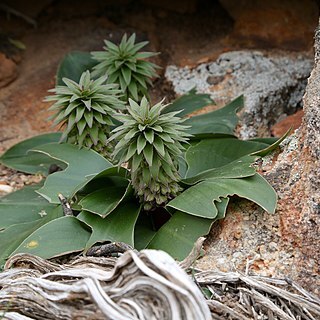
[0,250,319,319]
[0,250,211,320]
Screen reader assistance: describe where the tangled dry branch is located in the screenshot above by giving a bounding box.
[0,250,319,320]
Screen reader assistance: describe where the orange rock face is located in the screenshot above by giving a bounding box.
[271,109,304,137]
[220,0,319,50]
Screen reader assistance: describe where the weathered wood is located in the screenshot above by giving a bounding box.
[0,251,211,320]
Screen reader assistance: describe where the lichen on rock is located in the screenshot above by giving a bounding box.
[166,50,313,138]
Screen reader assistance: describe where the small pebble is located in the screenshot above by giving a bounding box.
[0,184,13,194]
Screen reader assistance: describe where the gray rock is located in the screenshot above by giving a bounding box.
[165,50,313,138]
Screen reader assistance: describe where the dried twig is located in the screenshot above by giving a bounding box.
[0,4,37,27]
[58,193,73,216]
[179,237,206,270]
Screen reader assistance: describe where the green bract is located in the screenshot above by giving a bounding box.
[109,97,191,210]
[91,33,159,102]
[45,70,125,156]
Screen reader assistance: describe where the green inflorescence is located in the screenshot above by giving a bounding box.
[109,97,191,210]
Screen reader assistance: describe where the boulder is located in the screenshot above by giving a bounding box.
[166,50,313,138]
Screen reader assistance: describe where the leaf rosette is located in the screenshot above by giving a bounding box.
[45,70,125,156]
[91,33,160,102]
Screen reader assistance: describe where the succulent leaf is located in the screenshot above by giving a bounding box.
[109,97,191,210]
[91,33,160,102]
[45,70,125,156]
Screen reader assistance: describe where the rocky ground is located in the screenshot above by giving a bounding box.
[0,0,319,296]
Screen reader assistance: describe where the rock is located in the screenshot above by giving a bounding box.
[219,0,319,51]
[0,182,13,195]
[271,109,304,137]
[196,20,320,297]
[266,22,320,295]
[166,50,313,138]
[0,52,18,88]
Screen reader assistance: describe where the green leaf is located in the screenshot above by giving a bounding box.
[0,183,57,229]
[78,201,141,249]
[153,137,165,156]
[79,171,129,196]
[33,143,112,203]
[214,197,230,222]
[75,106,85,123]
[0,206,63,268]
[144,130,154,144]
[183,155,256,185]
[251,129,291,157]
[249,137,279,145]
[137,135,147,154]
[121,67,132,86]
[143,144,153,166]
[12,216,91,259]
[134,212,157,250]
[0,133,64,175]
[168,174,277,218]
[56,51,97,85]
[164,89,214,117]
[131,153,143,173]
[185,138,269,178]
[128,81,138,101]
[79,184,130,218]
[184,96,244,138]
[77,118,87,135]
[147,210,214,260]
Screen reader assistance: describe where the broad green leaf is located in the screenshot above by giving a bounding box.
[56,51,97,85]
[214,197,230,221]
[79,184,131,218]
[184,96,244,138]
[134,212,157,250]
[142,199,228,258]
[78,201,141,249]
[143,143,153,166]
[0,133,64,175]
[33,143,112,203]
[164,89,214,117]
[121,67,132,86]
[13,216,91,259]
[0,206,63,268]
[183,155,256,185]
[249,137,279,145]
[78,169,129,196]
[168,174,277,218]
[0,183,56,228]
[147,211,214,260]
[185,138,269,178]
